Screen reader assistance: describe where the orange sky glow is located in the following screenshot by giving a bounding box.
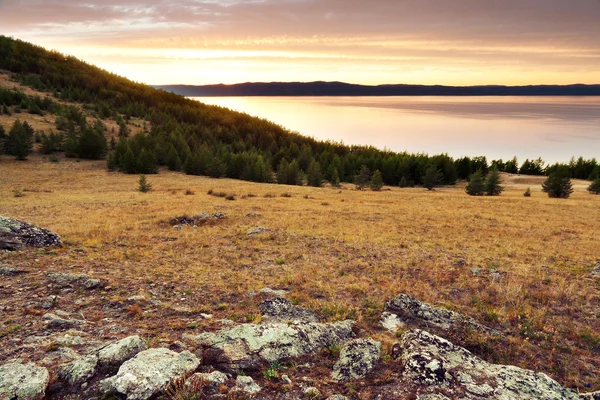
[1,0,600,86]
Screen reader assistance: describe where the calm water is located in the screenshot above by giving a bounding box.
[191,96,600,163]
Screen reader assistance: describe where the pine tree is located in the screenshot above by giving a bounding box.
[307,160,323,187]
[587,178,600,195]
[77,128,107,159]
[276,158,290,185]
[355,165,371,190]
[122,147,137,174]
[166,145,182,171]
[138,174,152,193]
[485,167,504,196]
[370,169,384,191]
[136,148,158,174]
[465,170,485,196]
[523,187,532,197]
[0,124,6,155]
[423,166,442,191]
[542,166,573,198]
[330,167,340,187]
[399,176,408,188]
[6,120,33,160]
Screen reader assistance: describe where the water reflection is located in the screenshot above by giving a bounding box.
[191,96,600,163]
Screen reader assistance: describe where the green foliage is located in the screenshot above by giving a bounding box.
[137,174,152,193]
[263,362,281,381]
[485,167,504,196]
[355,165,371,190]
[399,176,409,188]
[370,169,384,191]
[136,148,158,174]
[588,178,600,195]
[466,170,486,196]
[542,166,573,198]
[423,165,442,190]
[523,187,532,197]
[520,158,546,175]
[276,158,302,185]
[6,119,33,160]
[306,160,323,187]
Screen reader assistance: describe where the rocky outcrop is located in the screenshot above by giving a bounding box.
[101,348,201,400]
[0,363,49,400]
[258,297,318,323]
[187,371,228,394]
[234,375,261,394]
[47,272,104,290]
[0,216,62,250]
[396,329,580,399]
[332,338,381,382]
[382,293,489,333]
[186,320,355,371]
[59,335,147,385]
[42,313,84,330]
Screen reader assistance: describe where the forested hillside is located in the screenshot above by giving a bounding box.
[0,36,598,187]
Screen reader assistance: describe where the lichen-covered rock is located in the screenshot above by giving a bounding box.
[47,273,103,290]
[188,371,228,394]
[42,313,84,330]
[0,266,27,276]
[0,363,49,400]
[397,329,580,399]
[581,391,600,400]
[234,375,261,394]
[0,216,61,250]
[186,320,355,371]
[101,348,201,400]
[381,311,405,333]
[383,293,489,332]
[332,338,381,382]
[259,297,318,323]
[59,335,147,386]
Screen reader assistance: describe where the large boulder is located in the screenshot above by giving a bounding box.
[0,363,49,400]
[185,320,355,371]
[59,335,147,385]
[259,297,318,323]
[101,348,201,400]
[0,216,61,250]
[396,329,580,399]
[382,293,489,333]
[332,338,381,382]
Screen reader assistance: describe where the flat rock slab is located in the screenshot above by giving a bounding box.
[396,329,580,400]
[0,363,49,400]
[101,348,201,400]
[186,320,355,371]
[259,297,318,323]
[0,216,61,251]
[332,338,381,382]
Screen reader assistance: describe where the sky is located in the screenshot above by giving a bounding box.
[1,0,600,86]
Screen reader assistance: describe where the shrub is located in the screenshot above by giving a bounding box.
[588,178,600,195]
[465,170,485,196]
[370,169,384,191]
[423,165,442,191]
[523,187,532,197]
[49,154,59,163]
[138,174,152,193]
[542,166,573,198]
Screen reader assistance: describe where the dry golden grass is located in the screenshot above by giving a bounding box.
[1,155,599,392]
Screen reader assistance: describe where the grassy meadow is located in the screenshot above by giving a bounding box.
[1,155,599,391]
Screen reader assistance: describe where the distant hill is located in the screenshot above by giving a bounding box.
[155,82,600,97]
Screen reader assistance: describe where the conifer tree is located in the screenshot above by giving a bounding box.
[355,165,371,190]
[588,178,600,195]
[330,167,340,187]
[465,170,485,196]
[0,124,5,155]
[166,145,182,171]
[6,119,33,160]
[276,158,290,185]
[370,169,384,191]
[399,176,408,188]
[485,167,504,196]
[137,148,158,174]
[542,166,573,198]
[307,160,323,187]
[138,174,152,192]
[423,166,442,191]
[122,147,137,174]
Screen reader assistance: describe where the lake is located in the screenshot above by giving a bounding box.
[190,96,600,164]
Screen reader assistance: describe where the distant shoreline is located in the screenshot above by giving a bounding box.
[154,81,600,97]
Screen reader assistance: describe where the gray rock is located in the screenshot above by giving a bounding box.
[248,227,269,236]
[0,363,49,400]
[281,374,292,384]
[234,375,261,394]
[259,287,289,297]
[326,396,349,400]
[0,216,62,251]
[581,391,600,400]
[384,293,489,332]
[380,311,405,333]
[304,387,321,398]
[0,266,27,276]
[40,347,80,367]
[47,273,103,290]
[59,354,99,385]
[246,213,260,218]
[42,313,84,330]
[397,329,580,399]
[41,295,57,309]
[259,297,318,323]
[101,348,201,400]
[332,338,381,382]
[188,320,355,371]
[188,371,228,394]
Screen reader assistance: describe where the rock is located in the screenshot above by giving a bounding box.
[332,338,381,382]
[246,213,260,218]
[59,335,147,386]
[188,371,228,394]
[248,227,269,236]
[470,267,482,276]
[234,375,261,394]
[326,396,349,400]
[259,287,289,297]
[591,261,600,277]
[0,363,50,400]
[101,348,201,400]
[259,298,318,323]
[41,295,57,309]
[581,391,600,400]
[213,213,226,220]
[0,216,62,251]
[40,347,80,367]
[173,225,183,231]
[380,311,405,333]
[42,313,83,330]
[281,374,292,384]
[304,387,321,398]
[188,320,355,371]
[0,266,27,276]
[383,293,489,332]
[397,329,580,400]
[47,273,104,290]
